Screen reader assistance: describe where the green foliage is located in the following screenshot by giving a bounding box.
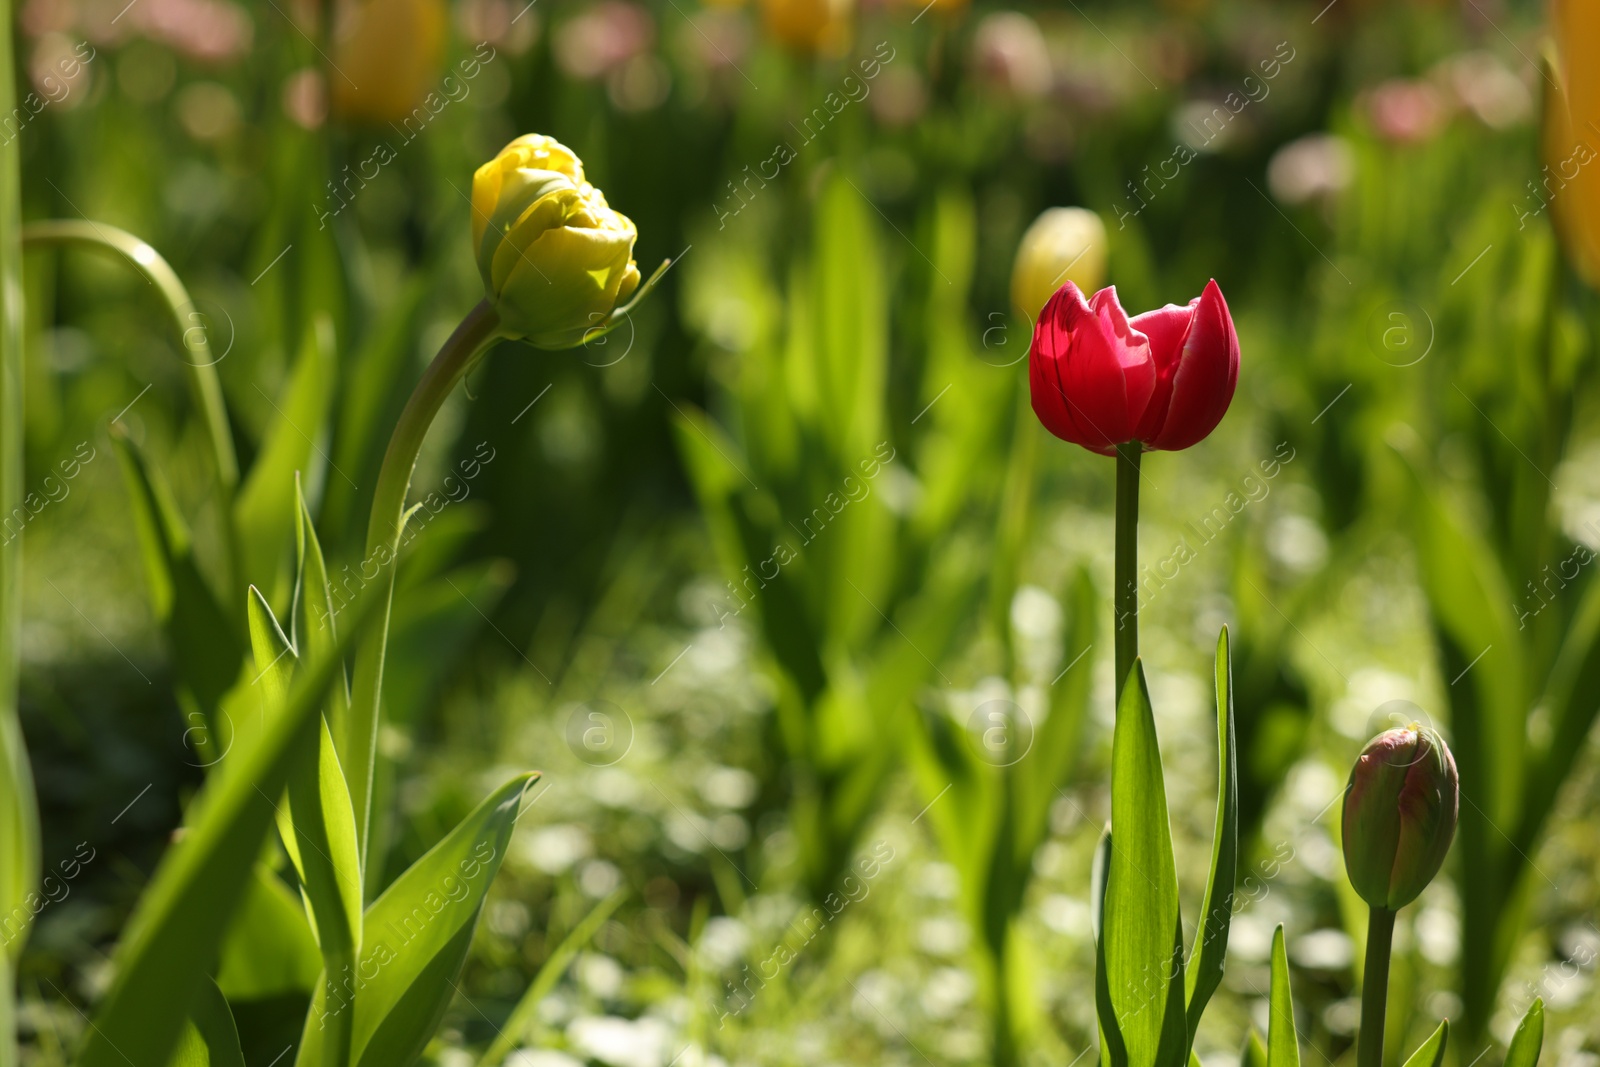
[1267,926,1298,1067]
[673,176,1010,901]
[1506,999,1545,1067]
[1094,632,1238,1066]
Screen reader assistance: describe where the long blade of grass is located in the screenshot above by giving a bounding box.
[480,888,628,1067]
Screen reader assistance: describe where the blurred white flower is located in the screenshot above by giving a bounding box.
[1416,906,1460,965]
[578,953,627,999]
[1038,894,1091,939]
[1267,513,1330,573]
[1291,928,1354,971]
[1434,51,1530,130]
[1267,134,1353,207]
[698,916,750,969]
[522,824,594,874]
[915,861,959,900]
[568,1014,675,1067]
[921,967,976,1019]
[700,765,758,809]
[579,858,623,898]
[917,916,970,956]
[972,12,1051,99]
[507,1051,585,1067]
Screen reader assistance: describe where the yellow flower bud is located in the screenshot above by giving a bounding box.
[328,0,447,124]
[471,135,643,348]
[1547,0,1600,286]
[760,0,851,55]
[1011,207,1108,324]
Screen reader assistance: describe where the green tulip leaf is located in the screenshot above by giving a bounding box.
[1242,1029,1268,1067]
[190,976,247,1067]
[110,425,241,722]
[75,582,381,1067]
[1187,626,1238,1039]
[235,314,338,598]
[296,772,537,1067]
[1399,1020,1449,1067]
[214,865,321,1000]
[1267,925,1299,1067]
[1506,999,1544,1067]
[1100,661,1187,1067]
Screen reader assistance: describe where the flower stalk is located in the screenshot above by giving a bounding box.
[1359,906,1397,1067]
[346,298,503,865]
[1114,441,1141,699]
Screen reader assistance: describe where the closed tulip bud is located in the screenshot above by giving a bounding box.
[1341,724,1459,911]
[1011,207,1108,323]
[1028,280,1238,455]
[760,0,851,55]
[1546,0,1600,286]
[471,134,642,348]
[329,0,447,124]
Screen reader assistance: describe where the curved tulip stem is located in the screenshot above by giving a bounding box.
[23,220,245,604]
[1113,441,1141,700]
[20,220,239,493]
[346,298,503,876]
[1359,906,1397,1067]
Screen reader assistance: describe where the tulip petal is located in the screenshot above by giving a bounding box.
[497,225,640,347]
[1141,279,1238,451]
[1029,283,1151,454]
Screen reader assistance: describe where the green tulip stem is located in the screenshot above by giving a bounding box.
[1114,441,1142,700]
[21,219,242,594]
[1359,906,1397,1067]
[347,297,503,875]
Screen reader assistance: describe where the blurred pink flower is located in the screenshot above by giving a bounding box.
[457,0,540,55]
[677,8,751,74]
[28,34,94,110]
[1267,133,1353,206]
[555,1,655,81]
[20,0,78,38]
[1365,78,1448,145]
[282,68,327,129]
[972,12,1051,100]
[869,65,926,127]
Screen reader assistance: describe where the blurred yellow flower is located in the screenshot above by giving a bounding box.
[1547,0,1600,285]
[328,0,446,124]
[1010,207,1108,323]
[472,134,642,348]
[760,0,850,55]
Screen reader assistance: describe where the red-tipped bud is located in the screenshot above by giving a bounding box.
[1341,724,1459,911]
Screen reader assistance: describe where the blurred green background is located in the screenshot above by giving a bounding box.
[12,0,1600,1063]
